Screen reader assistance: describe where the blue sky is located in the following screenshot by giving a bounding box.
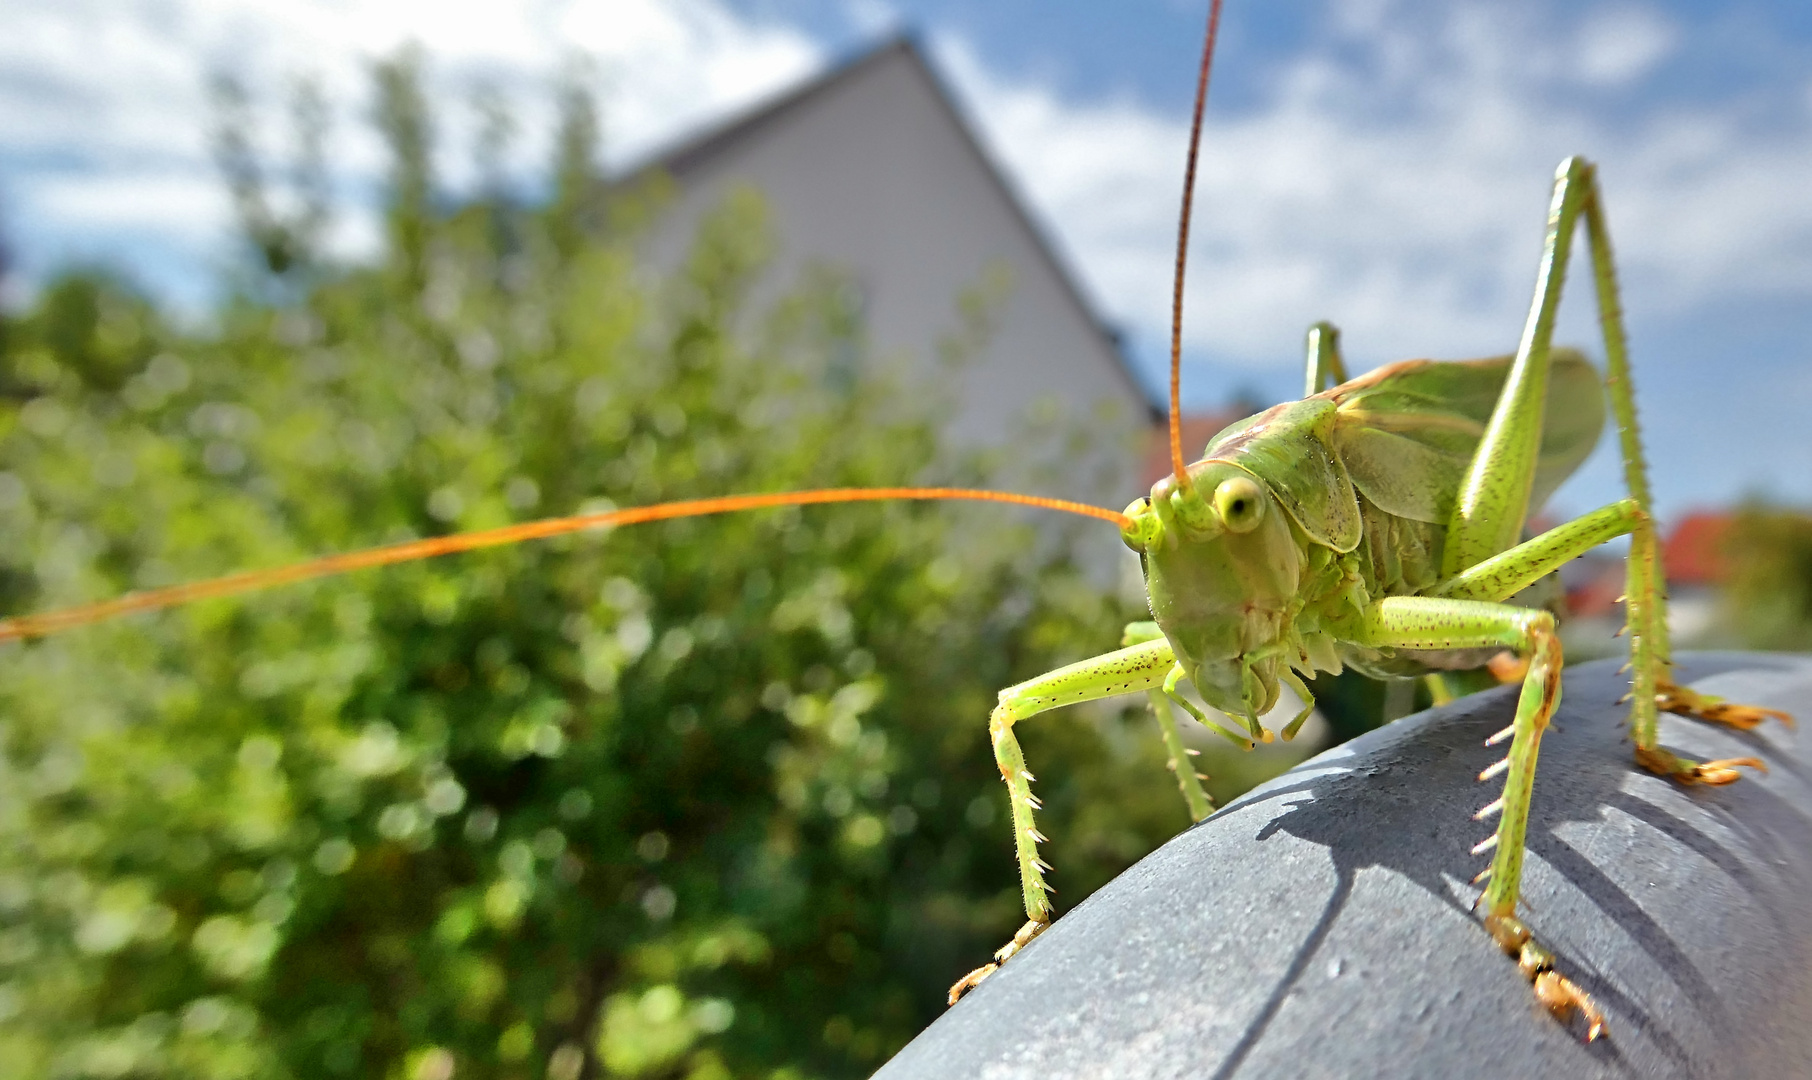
[2,0,1809,522]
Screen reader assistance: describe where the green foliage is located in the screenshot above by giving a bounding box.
[4,272,169,395]
[1720,503,1812,651]
[210,73,331,280]
[0,59,1193,1079]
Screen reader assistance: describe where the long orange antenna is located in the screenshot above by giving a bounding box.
[0,488,1130,642]
[1168,0,1226,484]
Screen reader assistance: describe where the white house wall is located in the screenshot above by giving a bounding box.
[630,40,1151,510]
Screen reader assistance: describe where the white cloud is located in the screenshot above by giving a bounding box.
[0,0,822,290]
[30,170,226,233]
[4,0,1809,417]
[934,0,1812,380]
[1572,7,1679,87]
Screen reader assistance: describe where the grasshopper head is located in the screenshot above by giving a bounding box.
[1120,460,1303,725]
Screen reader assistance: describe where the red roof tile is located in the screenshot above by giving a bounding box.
[1663,511,1732,585]
[1140,410,1251,490]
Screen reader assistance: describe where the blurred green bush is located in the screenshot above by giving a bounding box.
[0,55,1205,1079]
[1719,503,1812,651]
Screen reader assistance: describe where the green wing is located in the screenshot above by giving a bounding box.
[1327,350,1606,525]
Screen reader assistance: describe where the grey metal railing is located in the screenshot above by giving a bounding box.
[874,653,1812,1080]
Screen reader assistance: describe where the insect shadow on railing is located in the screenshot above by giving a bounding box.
[1192,654,1807,1077]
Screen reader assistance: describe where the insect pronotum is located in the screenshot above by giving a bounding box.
[0,0,1793,1044]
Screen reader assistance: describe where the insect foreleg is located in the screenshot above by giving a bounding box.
[1357,595,1605,1039]
[1147,691,1215,822]
[1121,622,1217,819]
[949,637,1176,1003]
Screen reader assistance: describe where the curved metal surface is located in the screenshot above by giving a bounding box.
[875,653,1812,1080]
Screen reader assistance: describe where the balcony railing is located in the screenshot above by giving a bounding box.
[876,653,1812,1079]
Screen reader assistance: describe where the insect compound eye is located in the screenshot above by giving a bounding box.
[1120,496,1156,552]
[1213,476,1265,533]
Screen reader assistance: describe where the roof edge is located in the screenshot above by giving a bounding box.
[617,33,920,183]
[617,32,1159,422]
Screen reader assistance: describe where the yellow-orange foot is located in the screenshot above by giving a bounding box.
[1634,744,1765,786]
[1485,913,1607,1042]
[1657,681,1794,732]
[948,917,1048,1005]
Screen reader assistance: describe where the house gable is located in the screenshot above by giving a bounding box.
[626,36,1153,490]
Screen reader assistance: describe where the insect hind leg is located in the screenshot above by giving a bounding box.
[1572,160,1793,776]
[1303,321,1348,396]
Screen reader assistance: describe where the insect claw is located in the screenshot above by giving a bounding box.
[1485,724,1516,747]
[1471,834,1500,855]
[1473,797,1505,821]
[1536,970,1607,1042]
[1477,757,1510,782]
[948,962,999,1004]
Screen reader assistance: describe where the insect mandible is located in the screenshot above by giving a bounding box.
[0,0,1792,1044]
